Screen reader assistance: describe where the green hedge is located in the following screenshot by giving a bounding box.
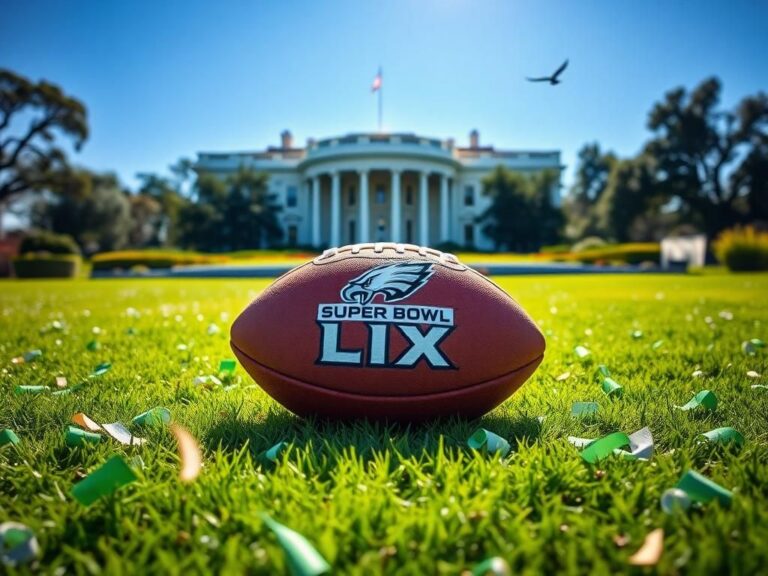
[714,226,768,271]
[549,243,661,265]
[12,255,81,278]
[91,250,229,271]
[20,231,81,255]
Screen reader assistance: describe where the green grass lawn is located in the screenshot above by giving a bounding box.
[1,274,767,574]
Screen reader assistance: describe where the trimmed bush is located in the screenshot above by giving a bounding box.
[12,254,81,278]
[20,231,81,255]
[91,250,230,271]
[553,243,661,265]
[714,226,768,271]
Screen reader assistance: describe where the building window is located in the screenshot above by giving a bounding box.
[377,217,386,241]
[348,186,356,206]
[464,224,475,246]
[405,185,413,205]
[286,186,297,208]
[287,225,298,247]
[376,185,386,204]
[349,219,356,244]
[464,185,474,206]
[406,219,413,244]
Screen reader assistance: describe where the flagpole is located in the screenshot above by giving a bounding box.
[378,67,383,133]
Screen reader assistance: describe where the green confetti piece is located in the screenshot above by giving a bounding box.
[14,385,50,395]
[601,377,623,398]
[71,455,137,506]
[65,425,102,447]
[631,330,644,339]
[126,327,138,335]
[22,349,42,362]
[472,556,511,576]
[652,339,665,350]
[260,513,331,576]
[700,427,744,446]
[752,384,768,390]
[580,432,630,463]
[676,389,717,411]
[91,362,112,377]
[131,407,171,427]
[0,429,20,447]
[0,522,40,567]
[467,429,511,457]
[262,441,289,463]
[742,341,757,355]
[52,382,86,396]
[219,359,237,375]
[86,340,101,351]
[574,345,591,361]
[750,338,765,348]
[676,469,733,506]
[596,364,611,377]
[571,401,598,417]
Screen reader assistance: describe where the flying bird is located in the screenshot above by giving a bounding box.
[526,59,569,85]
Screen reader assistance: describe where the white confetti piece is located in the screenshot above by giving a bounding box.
[628,528,664,566]
[103,422,146,446]
[747,371,761,378]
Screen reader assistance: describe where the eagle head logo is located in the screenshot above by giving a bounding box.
[340,262,435,305]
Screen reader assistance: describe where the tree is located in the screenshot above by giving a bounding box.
[135,173,185,246]
[644,77,768,236]
[477,167,563,251]
[595,156,658,242]
[0,69,89,235]
[128,193,162,247]
[32,171,132,253]
[563,143,616,240]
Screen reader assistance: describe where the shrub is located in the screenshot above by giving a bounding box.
[12,254,81,278]
[713,226,768,271]
[540,244,571,254]
[571,236,607,253]
[20,231,81,255]
[91,250,229,271]
[554,243,661,265]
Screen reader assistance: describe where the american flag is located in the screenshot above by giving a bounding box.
[371,68,382,92]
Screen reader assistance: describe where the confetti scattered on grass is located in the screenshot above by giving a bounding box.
[574,345,591,361]
[261,441,289,464]
[628,528,664,566]
[0,522,40,567]
[0,429,20,447]
[747,370,761,378]
[596,364,611,377]
[601,377,623,398]
[555,371,571,381]
[170,424,202,482]
[102,422,146,446]
[72,413,103,432]
[90,362,112,377]
[652,339,664,350]
[676,389,717,411]
[471,556,511,575]
[14,385,50,395]
[131,407,171,427]
[65,425,102,447]
[573,427,654,463]
[71,455,138,506]
[260,513,331,576]
[676,470,733,506]
[467,429,511,457]
[571,402,598,417]
[700,427,744,446]
[218,358,237,375]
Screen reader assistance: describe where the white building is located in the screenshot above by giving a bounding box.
[195,130,562,251]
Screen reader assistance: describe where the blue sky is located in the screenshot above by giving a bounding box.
[2,0,766,191]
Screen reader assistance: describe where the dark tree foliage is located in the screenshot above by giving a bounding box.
[135,173,184,246]
[644,77,768,236]
[478,167,563,251]
[178,167,282,251]
[595,156,658,242]
[32,171,132,253]
[0,69,89,205]
[564,143,616,240]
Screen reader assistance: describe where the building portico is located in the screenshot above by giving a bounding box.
[195,130,562,250]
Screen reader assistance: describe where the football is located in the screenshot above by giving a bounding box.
[230,243,545,420]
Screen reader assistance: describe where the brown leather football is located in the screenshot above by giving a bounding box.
[230,243,545,420]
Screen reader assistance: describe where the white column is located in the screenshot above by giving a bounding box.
[330,171,341,247]
[358,170,369,242]
[439,174,449,242]
[419,171,429,246]
[311,177,321,247]
[390,170,401,243]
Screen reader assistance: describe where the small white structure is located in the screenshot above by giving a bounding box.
[195,130,562,250]
[661,234,707,269]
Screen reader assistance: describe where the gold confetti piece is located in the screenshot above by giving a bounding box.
[170,424,202,482]
[556,371,571,381]
[55,376,68,389]
[747,370,761,378]
[628,528,664,566]
[72,413,103,432]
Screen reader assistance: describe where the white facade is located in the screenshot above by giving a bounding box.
[195,130,562,250]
